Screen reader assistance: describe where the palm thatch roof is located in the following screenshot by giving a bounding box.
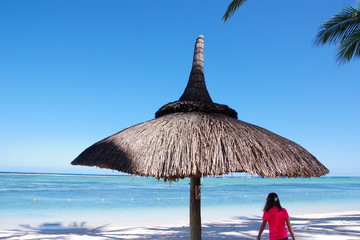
[72,35,329,181]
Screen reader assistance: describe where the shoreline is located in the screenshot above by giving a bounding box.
[3,200,359,229]
[1,210,359,239]
[1,174,359,239]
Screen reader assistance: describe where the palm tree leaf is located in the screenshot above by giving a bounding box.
[336,30,360,64]
[314,6,360,45]
[222,0,248,21]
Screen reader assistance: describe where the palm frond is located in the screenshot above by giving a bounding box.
[222,0,248,21]
[337,30,360,64]
[314,6,360,46]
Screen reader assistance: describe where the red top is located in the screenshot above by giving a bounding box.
[262,206,289,240]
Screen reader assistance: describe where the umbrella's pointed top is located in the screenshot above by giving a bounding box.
[179,35,213,103]
[155,35,238,119]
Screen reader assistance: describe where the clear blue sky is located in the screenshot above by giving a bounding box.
[0,0,359,176]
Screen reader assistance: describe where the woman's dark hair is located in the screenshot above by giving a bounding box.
[263,192,283,212]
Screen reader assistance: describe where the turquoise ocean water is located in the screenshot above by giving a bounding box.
[0,172,359,227]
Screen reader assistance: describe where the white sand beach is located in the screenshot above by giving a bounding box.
[1,211,359,240]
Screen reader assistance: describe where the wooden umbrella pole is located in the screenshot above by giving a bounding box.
[190,176,201,240]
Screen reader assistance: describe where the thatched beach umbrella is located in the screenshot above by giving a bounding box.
[72,35,329,240]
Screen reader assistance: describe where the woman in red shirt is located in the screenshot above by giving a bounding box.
[257,193,296,240]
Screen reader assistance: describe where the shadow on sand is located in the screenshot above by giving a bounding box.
[291,213,360,239]
[1,213,359,239]
[0,222,107,240]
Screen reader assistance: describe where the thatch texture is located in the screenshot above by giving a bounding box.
[72,35,329,180]
[155,101,238,119]
[72,112,328,181]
